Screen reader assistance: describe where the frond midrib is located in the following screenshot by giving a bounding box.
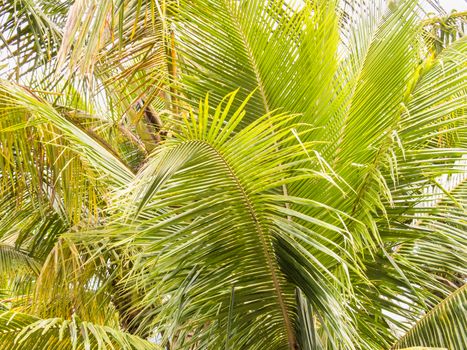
[222,0,271,115]
[392,283,467,349]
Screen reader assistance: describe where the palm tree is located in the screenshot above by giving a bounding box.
[0,0,465,349]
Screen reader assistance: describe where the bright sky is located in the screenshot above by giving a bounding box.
[437,0,467,11]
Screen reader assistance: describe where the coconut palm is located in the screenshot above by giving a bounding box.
[0,0,465,349]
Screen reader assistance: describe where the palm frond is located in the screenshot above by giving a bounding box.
[422,11,467,56]
[99,91,362,349]
[0,311,160,350]
[392,284,467,350]
[0,244,40,276]
[30,238,119,326]
[0,0,65,80]
[0,1,466,349]
[173,0,339,128]
[0,80,134,187]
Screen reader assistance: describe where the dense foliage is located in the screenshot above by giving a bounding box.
[0,0,466,349]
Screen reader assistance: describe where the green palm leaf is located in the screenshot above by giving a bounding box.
[104,91,360,349]
[393,284,467,350]
[0,311,160,350]
[0,1,466,349]
[173,0,339,128]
